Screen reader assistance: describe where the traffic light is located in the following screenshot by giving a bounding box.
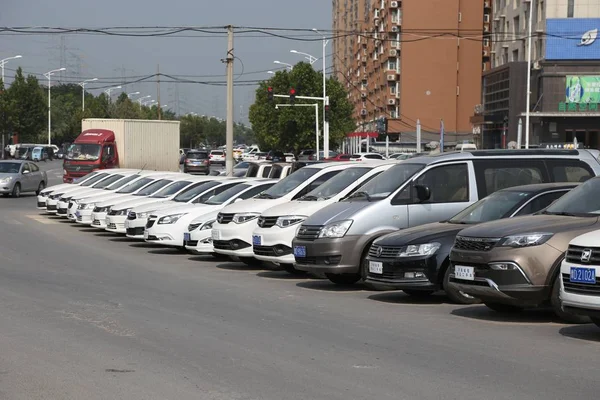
[382,117,388,134]
[324,105,331,122]
[289,88,296,105]
[267,87,273,102]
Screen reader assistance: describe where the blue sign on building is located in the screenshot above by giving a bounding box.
[546,18,600,60]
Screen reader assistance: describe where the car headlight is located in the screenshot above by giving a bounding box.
[84,203,96,210]
[94,206,109,213]
[200,220,215,230]
[318,220,353,239]
[0,176,13,184]
[158,213,186,224]
[397,243,441,257]
[137,212,149,219]
[498,233,553,248]
[117,208,130,216]
[232,212,260,224]
[275,215,307,228]
[72,199,80,205]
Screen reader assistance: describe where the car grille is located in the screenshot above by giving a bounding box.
[562,273,600,296]
[296,225,322,241]
[188,222,202,231]
[253,245,292,257]
[257,216,278,228]
[126,227,145,236]
[213,239,251,250]
[184,240,199,247]
[77,215,83,222]
[92,220,101,226]
[107,223,117,229]
[368,245,403,258]
[146,219,156,229]
[64,164,94,174]
[217,213,234,224]
[454,236,500,252]
[37,202,46,207]
[47,204,57,210]
[565,245,600,264]
[57,208,67,215]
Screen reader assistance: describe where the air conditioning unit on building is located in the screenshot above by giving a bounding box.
[483,25,490,32]
[483,50,489,56]
[387,74,396,81]
[388,99,396,105]
[361,109,368,116]
[484,0,490,7]
[391,26,399,32]
[391,1,399,7]
[389,49,397,56]
[361,92,367,98]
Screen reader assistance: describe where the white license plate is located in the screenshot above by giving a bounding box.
[252,235,262,246]
[454,265,475,280]
[212,230,220,240]
[143,230,149,239]
[369,261,383,274]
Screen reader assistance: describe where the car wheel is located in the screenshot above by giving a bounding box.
[36,181,46,195]
[550,273,590,324]
[590,317,600,329]
[11,183,21,198]
[484,302,524,313]
[281,263,307,275]
[325,273,361,285]
[402,289,435,297]
[442,264,482,304]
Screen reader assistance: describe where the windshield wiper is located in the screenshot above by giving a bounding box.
[300,195,320,201]
[542,211,577,216]
[348,191,372,202]
[256,193,275,199]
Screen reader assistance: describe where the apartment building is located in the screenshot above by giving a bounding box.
[332,0,486,148]
[473,0,600,148]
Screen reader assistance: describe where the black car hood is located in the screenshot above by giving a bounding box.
[456,214,600,238]
[374,222,464,246]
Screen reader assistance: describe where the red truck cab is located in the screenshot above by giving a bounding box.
[63,129,119,183]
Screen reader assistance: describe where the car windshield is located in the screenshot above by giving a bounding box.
[133,179,173,196]
[76,171,100,184]
[448,190,533,224]
[345,163,425,201]
[235,162,250,169]
[80,173,108,186]
[91,174,124,189]
[0,162,21,173]
[544,178,600,216]
[187,152,208,160]
[116,177,154,194]
[301,167,371,201]
[172,181,220,202]
[66,143,101,161]
[105,174,140,190]
[257,168,319,199]
[150,181,193,198]
[205,184,251,205]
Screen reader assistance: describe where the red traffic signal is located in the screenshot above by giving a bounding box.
[289,88,296,104]
[267,87,274,102]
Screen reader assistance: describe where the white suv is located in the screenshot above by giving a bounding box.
[560,230,600,327]
[210,150,225,165]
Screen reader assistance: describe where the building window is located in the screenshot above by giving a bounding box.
[567,0,574,17]
[390,85,396,94]
[483,38,490,47]
[388,60,396,71]
[514,16,520,36]
[512,49,519,61]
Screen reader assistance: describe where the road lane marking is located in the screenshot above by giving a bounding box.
[25,215,61,225]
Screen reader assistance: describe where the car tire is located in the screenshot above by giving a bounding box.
[36,181,46,195]
[402,289,435,297]
[325,273,361,285]
[484,302,524,313]
[281,263,307,275]
[550,274,590,324]
[442,264,482,305]
[11,183,21,198]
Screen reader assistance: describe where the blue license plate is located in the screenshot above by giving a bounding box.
[570,267,596,284]
[293,246,306,258]
[75,211,80,217]
[184,233,190,242]
[252,235,262,246]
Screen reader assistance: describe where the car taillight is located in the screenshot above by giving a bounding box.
[204,159,209,164]
[209,154,213,158]
[308,155,313,160]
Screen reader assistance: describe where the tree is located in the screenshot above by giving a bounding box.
[6,68,46,143]
[249,62,355,153]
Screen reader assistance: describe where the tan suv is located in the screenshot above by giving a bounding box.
[448,176,600,322]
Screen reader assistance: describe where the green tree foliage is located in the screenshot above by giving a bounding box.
[179,115,255,148]
[5,68,46,143]
[248,62,355,153]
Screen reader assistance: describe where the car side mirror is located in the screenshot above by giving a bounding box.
[414,184,431,202]
[22,170,30,174]
[234,197,244,203]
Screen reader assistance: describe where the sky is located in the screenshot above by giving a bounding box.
[0,0,332,124]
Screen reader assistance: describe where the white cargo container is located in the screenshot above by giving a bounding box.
[81,118,180,171]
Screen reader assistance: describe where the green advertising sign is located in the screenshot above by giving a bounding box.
[566,75,600,104]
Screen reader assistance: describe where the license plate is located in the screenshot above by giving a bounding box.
[454,265,475,280]
[570,267,596,284]
[293,246,306,258]
[212,230,220,240]
[252,235,262,246]
[143,231,149,239]
[75,211,80,217]
[184,232,191,242]
[369,261,383,274]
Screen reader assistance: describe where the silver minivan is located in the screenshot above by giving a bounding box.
[292,149,600,285]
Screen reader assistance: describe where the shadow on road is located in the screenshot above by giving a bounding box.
[368,291,449,305]
[558,324,600,342]
[295,280,366,292]
[93,232,118,238]
[108,237,141,243]
[256,270,320,281]
[216,262,265,271]
[147,248,189,255]
[451,306,562,324]
[129,242,164,248]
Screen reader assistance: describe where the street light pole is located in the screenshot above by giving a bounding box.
[44,67,66,145]
[104,85,122,100]
[78,77,98,111]
[313,28,330,157]
[0,55,22,84]
[136,95,151,105]
[273,61,293,71]
[525,0,535,149]
[290,50,317,64]
[127,91,140,98]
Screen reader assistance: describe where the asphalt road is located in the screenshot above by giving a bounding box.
[0,168,599,399]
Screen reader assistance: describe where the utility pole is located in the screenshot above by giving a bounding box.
[157,64,162,120]
[224,25,235,176]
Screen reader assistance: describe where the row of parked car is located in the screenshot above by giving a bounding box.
[36,148,600,329]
